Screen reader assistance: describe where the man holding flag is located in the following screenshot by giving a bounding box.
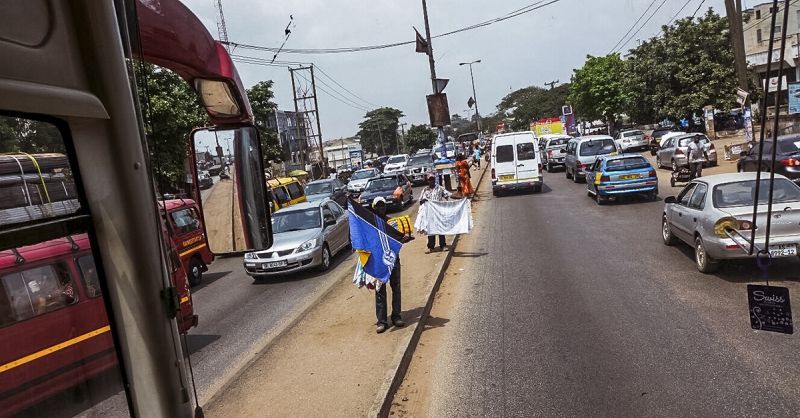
[349,196,412,333]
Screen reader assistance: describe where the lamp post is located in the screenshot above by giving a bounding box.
[459,59,482,131]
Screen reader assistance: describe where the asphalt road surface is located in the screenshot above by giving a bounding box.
[13,185,426,418]
[399,170,800,417]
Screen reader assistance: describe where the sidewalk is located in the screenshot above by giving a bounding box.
[205,166,488,418]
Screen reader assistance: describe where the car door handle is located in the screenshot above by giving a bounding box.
[517,164,524,167]
[678,212,682,217]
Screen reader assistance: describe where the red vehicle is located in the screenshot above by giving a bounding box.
[160,199,214,286]
[0,233,197,418]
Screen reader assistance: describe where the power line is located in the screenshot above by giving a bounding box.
[613,0,669,53]
[609,0,658,54]
[293,69,372,112]
[690,0,707,19]
[666,0,696,27]
[314,65,380,108]
[222,0,561,55]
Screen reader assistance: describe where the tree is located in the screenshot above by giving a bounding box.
[568,54,629,131]
[357,107,405,155]
[246,81,283,163]
[138,63,207,193]
[495,84,571,131]
[405,124,436,154]
[0,116,64,154]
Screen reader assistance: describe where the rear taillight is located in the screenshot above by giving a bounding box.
[781,158,800,167]
[600,175,610,182]
[648,169,657,177]
[675,148,684,156]
[576,162,583,170]
[709,143,716,150]
[491,168,496,179]
[714,217,754,237]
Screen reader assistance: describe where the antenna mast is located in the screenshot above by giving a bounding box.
[214,0,230,50]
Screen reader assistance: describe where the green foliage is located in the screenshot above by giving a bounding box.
[405,124,436,154]
[624,10,741,123]
[138,63,207,193]
[0,116,64,154]
[246,80,282,163]
[497,84,571,130]
[569,54,629,130]
[357,107,405,155]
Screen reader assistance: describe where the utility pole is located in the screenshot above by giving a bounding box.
[421,0,437,93]
[309,66,326,175]
[399,122,407,153]
[725,0,749,95]
[289,66,326,176]
[544,80,559,90]
[460,60,482,132]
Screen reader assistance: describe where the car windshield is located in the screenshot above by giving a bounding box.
[778,137,800,154]
[547,138,570,147]
[351,170,375,180]
[678,136,709,147]
[579,139,616,156]
[445,143,455,151]
[605,157,650,171]
[387,156,406,164]
[366,177,398,191]
[305,182,332,195]
[652,130,672,138]
[409,155,432,165]
[712,179,800,208]
[272,208,321,233]
[623,130,644,137]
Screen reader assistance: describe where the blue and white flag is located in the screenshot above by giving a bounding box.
[348,200,404,287]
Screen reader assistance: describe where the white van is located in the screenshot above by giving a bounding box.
[491,131,543,195]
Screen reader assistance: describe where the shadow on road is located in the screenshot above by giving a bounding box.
[395,306,450,332]
[494,183,553,198]
[185,334,222,355]
[671,243,800,283]
[193,270,232,291]
[453,251,489,258]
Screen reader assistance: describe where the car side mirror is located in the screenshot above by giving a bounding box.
[191,126,273,254]
[324,218,336,227]
[664,196,677,204]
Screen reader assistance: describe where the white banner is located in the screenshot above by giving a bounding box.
[414,199,473,235]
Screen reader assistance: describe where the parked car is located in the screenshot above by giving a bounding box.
[359,173,413,211]
[198,171,213,189]
[658,131,687,148]
[243,200,350,277]
[564,135,619,183]
[661,173,800,273]
[585,155,658,204]
[347,168,381,198]
[375,155,391,172]
[737,135,800,183]
[540,135,572,172]
[382,154,410,174]
[304,178,348,207]
[405,153,436,184]
[647,127,674,155]
[435,142,456,159]
[491,131,543,195]
[415,148,432,155]
[656,133,718,171]
[615,129,647,152]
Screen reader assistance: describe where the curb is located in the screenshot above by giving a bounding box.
[371,165,489,418]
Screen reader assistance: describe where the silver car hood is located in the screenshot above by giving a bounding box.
[349,178,370,188]
[306,193,328,202]
[262,228,321,253]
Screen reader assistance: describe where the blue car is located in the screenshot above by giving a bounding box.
[585,154,658,204]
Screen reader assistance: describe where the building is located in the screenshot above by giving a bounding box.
[266,109,312,171]
[323,137,362,170]
[743,2,800,105]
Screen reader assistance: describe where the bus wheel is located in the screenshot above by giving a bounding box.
[188,258,203,287]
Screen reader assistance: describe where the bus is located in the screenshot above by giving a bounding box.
[0,0,273,416]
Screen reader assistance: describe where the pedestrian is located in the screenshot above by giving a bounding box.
[687,135,708,180]
[455,154,473,197]
[472,146,482,169]
[419,173,450,252]
[369,197,405,333]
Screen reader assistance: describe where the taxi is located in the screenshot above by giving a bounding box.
[267,177,307,212]
[585,154,658,204]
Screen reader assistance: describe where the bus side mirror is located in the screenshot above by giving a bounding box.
[190,126,273,254]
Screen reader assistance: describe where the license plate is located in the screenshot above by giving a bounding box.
[620,174,641,180]
[769,244,797,258]
[499,175,514,181]
[264,261,288,269]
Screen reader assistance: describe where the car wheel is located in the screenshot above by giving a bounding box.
[650,149,657,156]
[319,244,332,272]
[595,192,607,205]
[671,160,678,172]
[694,236,719,273]
[546,162,553,172]
[572,171,580,183]
[566,168,573,179]
[492,188,499,197]
[188,258,203,287]
[656,155,662,168]
[662,216,676,246]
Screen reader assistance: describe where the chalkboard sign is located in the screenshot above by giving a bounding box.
[747,285,793,334]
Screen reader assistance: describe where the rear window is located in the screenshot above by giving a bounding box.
[547,138,570,147]
[286,182,304,199]
[387,156,406,164]
[516,142,537,161]
[678,136,709,147]
[712,179,800,208]
[496,145,514,163]
[1,263,78,326]
[579,139,617,156]
[778,137,800,154]
[623,131,644,137]
[605,157,650,171]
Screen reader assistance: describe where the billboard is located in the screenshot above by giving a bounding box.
[788,82,800,115]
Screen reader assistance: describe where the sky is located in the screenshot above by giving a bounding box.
[181,0,734,139]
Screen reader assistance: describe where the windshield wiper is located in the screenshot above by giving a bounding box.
[280,227,314,232]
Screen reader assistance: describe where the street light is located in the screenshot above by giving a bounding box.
[459,59,482,131]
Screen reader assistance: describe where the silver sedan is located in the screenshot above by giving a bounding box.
[661,172,800,273]
[243,200,350,278]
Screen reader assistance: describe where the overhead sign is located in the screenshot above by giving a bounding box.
[435,78,449,94]
[467,97,475,108]
[764,75,788,93]
[562,105,572,116]
[735,88,749,106]
[788,82,800,114]
[426,93,451,127]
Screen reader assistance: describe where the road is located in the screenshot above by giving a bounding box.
[393,168,800,417]
[15,184,427,418]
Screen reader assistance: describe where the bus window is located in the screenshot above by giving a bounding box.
[170,208,202,235]
[1,264,77,321]
[286,182,305,200]
[77,255,102,298]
